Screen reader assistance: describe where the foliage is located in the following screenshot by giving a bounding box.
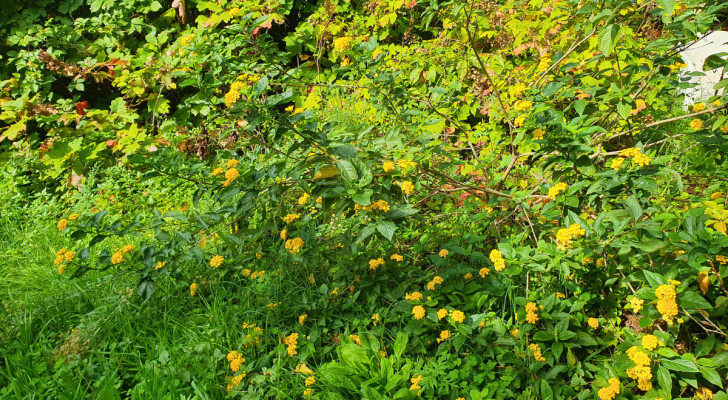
[2,0,728,398]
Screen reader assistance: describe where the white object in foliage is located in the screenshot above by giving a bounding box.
[679,31,728,110]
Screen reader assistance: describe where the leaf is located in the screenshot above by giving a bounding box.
[356,225,376,244]
[656,366,672,394]
[314,165,340,179]
[393,331,408,359]
[643,270,667,288]
[336,160,358,183]
[541,381,553,400]
[698,271,710,295]
[700,366,723,387]
[376,221,396,241]
[624,196,643,221]
[352,190,372,206]
[661,358,699,373]
[265,88,293,106]
[253,75,269,96]
[598,24,620,56]
[136,278,155,301]
[390,206,419,219]
[617,101,632,120]
[680,291,712,310]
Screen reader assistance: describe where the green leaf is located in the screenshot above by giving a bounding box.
[356,225,376,244]
[680,291,712,310]
[253,75,269,96]
[656,366,672,394]
[643,270,667,288]
[352,190,372,206]
[541,381,553,400]
[266,88,293,105]
[393,331,408,359]
[700,366,723,387]
[617,102,631,120]
[336,160,358,183]
[598,24,620,56]
[376,221,396,241]
[661,358,699,373]
[624,196,643,221]
[390,206,419,219]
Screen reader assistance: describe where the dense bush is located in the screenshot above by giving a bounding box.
[2,0,728,398]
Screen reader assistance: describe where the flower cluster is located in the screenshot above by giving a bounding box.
[371,313,380,326]
[555,223,585,250]
[390,254,403,262]
[533,128,545,140]
[284,333,299,356]
[111,244,135,265]
[630,297,644,313]
[588,318,599,329]
[190,283,198,296]
[412,305,426,320]
[450,310,465,323]
[57,218,69,230]
[655,283,678,324]
[514,100,533,112]
[400,181,414,195]
[369,258,385,270]
[529,344,545,361]
[283,213,301,224]
[438,249,449,258]
[54,248,76,274]
[426,276,443,290]
[298,193,310,205]
[489,249,506,271]
[525,302,539,324]
[382,161,395,173]
[597,378,621,400]
[641,334,661,351]
[409,375,423,391]
[548,182,567,199]
[437,308,448,320]
[618,147,650,167]
[479,267,491,277]
[397,159,417,169]
[227,350,245,373]
[210,255,224,268]
[691,118,703,130]
[285,238,305,254]
[626,346,653,391]
[437,330,451,343]
[405,292,423,301]
[354,199,391,212]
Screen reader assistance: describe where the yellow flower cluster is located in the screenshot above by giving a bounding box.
[397,159,417,169]
[227,350,246,373]
[427,276,444,290]
[409,375,423,391]
[514,115,526,127]
[405,292,423,301]
[382,161,395,173]
[369,258,385,270]
[57,219,68,230]
[284,333,299,356]
[556,292,566,299]
[223,168,239,187]
[298,193,310,205]
[693,102,705,112]
[439,249,449,258]
[280,229,287,240]
[626,346,652,391]
[548,182,567,199]
[412,305,426,320]
[655,283,678,324]
[210,255,224,268]
[533,128,545,140]
[390,254,403,262]
[489,249,506,271]
[630,297,644,313]
[437,330,451,343]
[304,376,316,386]
[514,100,533,112]
[450,310,465,323]
[371,313,379,326]
[228,373,244,391]
[111,244,135,265]
[190,282,198,296]
[437,308,448,320]
[597,378,621,400]
[529,344,545,361]
[354,200,391,212]
[333,36,353,51]
[611,157,625,171]
[463,272,473,281]
[283,214,300,224]
[348,334,361,345]
[690,118,703,130]
[479,267,491,277]
[556,223,585,250]
[525,302,539,324]
[588,318,599,329]
[509,82,527,98]
[401,181,415,195]
[619,147,650,167]
[641,334,661,351]
[285,238,305,254]
[155,261,165,270]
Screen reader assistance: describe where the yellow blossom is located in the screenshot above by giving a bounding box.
[412,305,426,320]
[396,159,417,169]
[210,255,224,268]
[514,115,526,127]
[437,308,448,320]
[298,193,310,205]
[693,103,705,112]
[285,238,305,254]
[655,284,678,324]
[111,252,124,264]
[304,376,316,386]
[450,310,465,323]
[439,249,449,258]
[588,318,599,329]
[529,343,546,361]
[64,251,75,262]
[437,330,452,343]
[597,378,621,400]
[533,128,545,140]
[401,181,415,195]
[190,282,198,296]
[691,119,703,130]
[611,157,625,171]
[382,161,395,173]
[368,258,385,270]
[68,213,79,220]
[548,182,567,199]
[280,229,287,240]
[390,254,403,262]
[371,313,380,326]
[479,267,490,277]
[514,100,533,112]
[405,292,423,301]
[57,219,68,230]
[489,249,506,271]
[282,214,300,224]
[299,314,307,325]
[641,334,661,351]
